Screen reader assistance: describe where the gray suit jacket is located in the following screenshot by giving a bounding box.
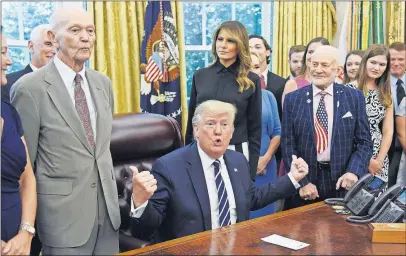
[10,60,120,247]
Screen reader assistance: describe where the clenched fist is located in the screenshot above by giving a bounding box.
[131,166,157,208]
[290,155,309,182]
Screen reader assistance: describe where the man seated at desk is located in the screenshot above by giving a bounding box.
[129,100,309,243]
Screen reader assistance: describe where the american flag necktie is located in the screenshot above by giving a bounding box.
[315,92,328,154]
[213,159,231,227]
[74,74,95,151]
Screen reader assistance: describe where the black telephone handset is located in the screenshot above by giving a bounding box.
[324,174,386,215]
[347,185,406,224]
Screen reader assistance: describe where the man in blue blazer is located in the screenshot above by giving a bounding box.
[281,46,373,209]
[130,100,309,243]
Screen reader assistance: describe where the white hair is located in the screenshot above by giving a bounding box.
[49,8,87,40]
[312,45,340,68]
[192,100,237,127]
[29,24,51,43]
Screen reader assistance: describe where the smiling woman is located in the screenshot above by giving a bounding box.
[186,20,262,181]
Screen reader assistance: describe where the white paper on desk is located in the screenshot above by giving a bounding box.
[261,234,309,250]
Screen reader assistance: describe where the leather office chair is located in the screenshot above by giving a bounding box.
[111,113,183,252]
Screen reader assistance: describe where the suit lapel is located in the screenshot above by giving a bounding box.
[45,61,94,155]
[223,152,245,223]
[24,64,33,74]
[185,144,212,230]
[331,83,344,150]
[85,70,105,156]
[305,85,317,148]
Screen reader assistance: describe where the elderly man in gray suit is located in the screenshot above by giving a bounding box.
[11,8,120,255]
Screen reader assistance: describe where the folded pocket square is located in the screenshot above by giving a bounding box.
[342,111,353,118]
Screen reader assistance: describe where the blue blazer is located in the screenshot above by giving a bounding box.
[281,83,373,186]
[131,143,296,243]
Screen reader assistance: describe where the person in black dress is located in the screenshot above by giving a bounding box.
[186,21,262,180]
[1,29,37,255]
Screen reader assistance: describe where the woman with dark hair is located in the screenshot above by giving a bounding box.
[249,52,281,217]
[186,21,262,180]
[343,50,365,84]
[1,28,37,255]
[281,37,330,107]
[346,44,393,182]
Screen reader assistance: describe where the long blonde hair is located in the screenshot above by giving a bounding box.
[355,44,392,108]
[211,21,254,93]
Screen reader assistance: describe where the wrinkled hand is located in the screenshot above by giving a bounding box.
[289,155,309,182]
[299,183,319,200]
[256,156,269,176]
[131,166,157,208]
[2,232,32,255]
[368,159,383,176]
[336,172,358,190]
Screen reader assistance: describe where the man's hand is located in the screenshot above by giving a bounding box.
[368,159,383,176]
[131,166,157,208]
[2,231,33,255]
[299,183,319,200]
[289,155,309,182]
[256,156,269,176]
[336,172,358,190]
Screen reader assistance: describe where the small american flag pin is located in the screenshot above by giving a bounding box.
[234,168,238,172]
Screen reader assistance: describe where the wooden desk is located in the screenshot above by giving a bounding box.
[120,202,406,255]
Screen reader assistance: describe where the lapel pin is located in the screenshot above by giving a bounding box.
[307,99,311,104]
[234,168,238,172]
[306,91,309,96]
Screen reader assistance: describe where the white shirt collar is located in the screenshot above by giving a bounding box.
[196,142,225,171]
[29,62,39,71]
[312,83,334,97]
[53,55,86,86]
[390,73,406,86]
[261,68,269,80]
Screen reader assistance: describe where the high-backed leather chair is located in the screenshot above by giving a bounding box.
[111,113,183,252]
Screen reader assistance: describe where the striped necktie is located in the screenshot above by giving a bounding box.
[315,92,328,154]
[213,159,231,227]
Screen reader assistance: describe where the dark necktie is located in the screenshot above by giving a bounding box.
[315,92,328,154]
[213,159,231,227]
[259,74,266,89]
[74,74,95,150]
[396,79,405,106]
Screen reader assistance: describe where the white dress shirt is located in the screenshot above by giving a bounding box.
[312,84,334,161]
[130,143,301,226]
[390,73,406,108]
[29,62,39,71]
[53,55,97,140]
[261,68,269,85]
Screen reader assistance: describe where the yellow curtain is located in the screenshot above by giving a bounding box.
[272,1,336,78]
[386,1,405,45]
[87,1,187,134]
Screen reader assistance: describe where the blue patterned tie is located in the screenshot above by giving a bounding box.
[213,159,231,227]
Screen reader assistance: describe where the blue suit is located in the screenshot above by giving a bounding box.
[131,143,297,243]
[281,83,372,207]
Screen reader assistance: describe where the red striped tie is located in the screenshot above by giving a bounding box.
[315,92,328,154]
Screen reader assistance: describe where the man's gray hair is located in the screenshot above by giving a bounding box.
[29,24,51,43]
[192,100,237,127]
[49,8,87,40]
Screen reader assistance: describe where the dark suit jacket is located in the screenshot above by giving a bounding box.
[281,83,373,187]
[2,65,33,103]
[131,143,296,243]
[266,71,288,121]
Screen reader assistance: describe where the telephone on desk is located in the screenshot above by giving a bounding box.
[346,186,405,224]
[324,174,387,216]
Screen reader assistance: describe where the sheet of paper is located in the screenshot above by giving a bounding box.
[261,234,309,250]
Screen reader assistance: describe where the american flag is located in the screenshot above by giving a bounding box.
[145,55,163,83]
[315,93,329,154]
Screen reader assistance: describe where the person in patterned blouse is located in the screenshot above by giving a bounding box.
[346,44,393,185]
